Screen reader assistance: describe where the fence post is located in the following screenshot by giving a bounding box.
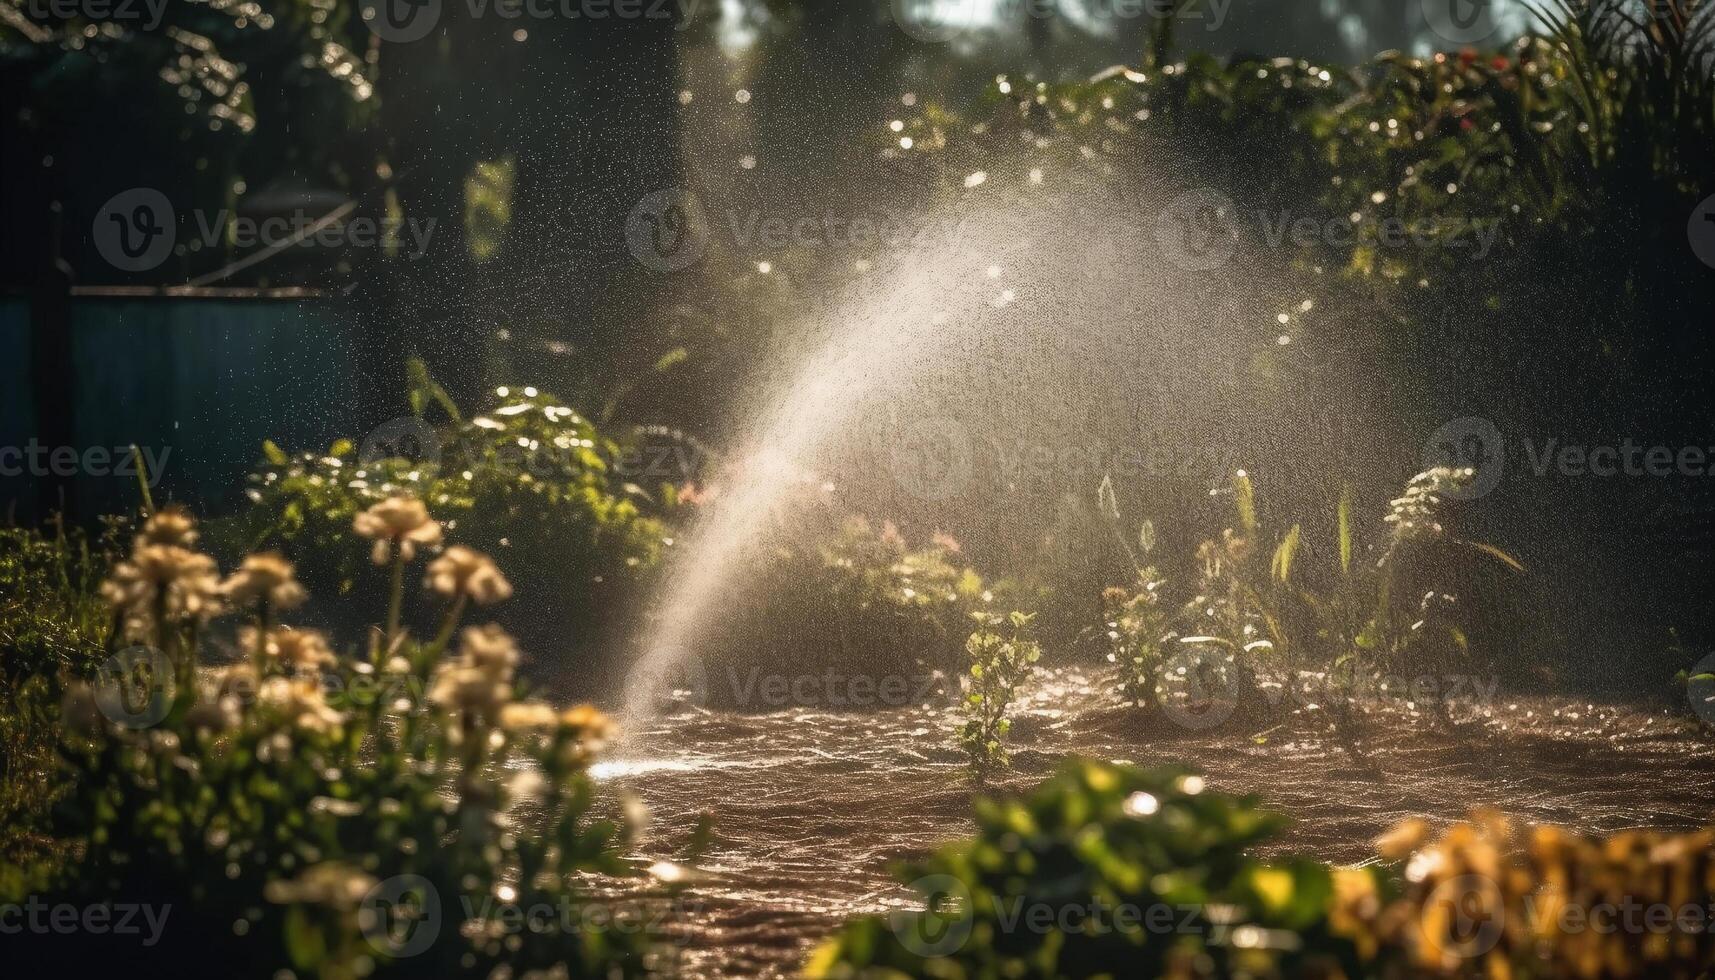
[29,201,76,522]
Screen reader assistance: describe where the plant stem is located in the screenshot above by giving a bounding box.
[385,552,405,650]
[428,595,468,657]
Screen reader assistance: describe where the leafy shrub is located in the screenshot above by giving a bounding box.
[1095,468,1522,740]
[958,610,1041,781]
[806,759,1372,979]
[1100,569,1169,710]
[689,487,1012,705]
[213,384,672,663]
[807,757,1715,979]
[13,502,673,977]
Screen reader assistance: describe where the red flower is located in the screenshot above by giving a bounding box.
[1490,55,1510,71]
[1458,48,1477,67]
[1460,117,1475,131]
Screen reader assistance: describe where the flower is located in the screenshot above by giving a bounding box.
[102,543,223,640]
[500,701,559,733]
[555,703,614,768]
[208,663,260,702]
[425,546,513,605]
[258,676,344,734]
[353,496,442,565]
[1375,817,1430,860]
[429,624,522,722]
[459,624,520,678]
[223,552,307,611]
[244,626,335,672]
[429,664,512,719]
[136,506,199,548]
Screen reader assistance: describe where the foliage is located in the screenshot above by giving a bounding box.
[0,0,377,282]
[1096,468,1522,739]
[213,383,672,655]
[0,520,114,684]
[0,521,114,862]
[695,479,1013,703]
[807,757,1715,979]
[958,610,1041,781]
[805,759,1372,979]
[11,503,671,977]
[1101,569,1169,709]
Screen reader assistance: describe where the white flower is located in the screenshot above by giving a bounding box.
[352,496,442,564]
[258,676,344,734]
[102,543,223,640]
[425,546,513,605]
[244,626,335,672]
[223,552,307,611]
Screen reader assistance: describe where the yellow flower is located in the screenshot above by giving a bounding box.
[223,552,307,611]
[425,545,513,605]
[102,543,223,640]
[352,496,442,565]
[555,702,614,767]
[459,624,520,678]
[429,664,512,718]
[136,505,199,548]
[499,701,559,733]
[1376,817,1431,861]
[244,626,335,672]
[258,676,344,733]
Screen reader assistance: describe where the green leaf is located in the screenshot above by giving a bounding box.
[1337,484,1353,577]
[1271,524,1301,583]
[653,346,690,373]
[1233,470,1257,537]
[262,439,289,466]
[1462,539,1526,573]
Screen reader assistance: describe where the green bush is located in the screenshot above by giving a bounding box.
[213,384,673,660]
[13,503,675,978]
[689,508,1014,706]
[958,610,1041,781]
[1092,468,1522,740]
[806,759,1371,979]
[807,757,1715,979]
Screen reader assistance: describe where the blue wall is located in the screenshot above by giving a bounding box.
[1,294,360,518]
